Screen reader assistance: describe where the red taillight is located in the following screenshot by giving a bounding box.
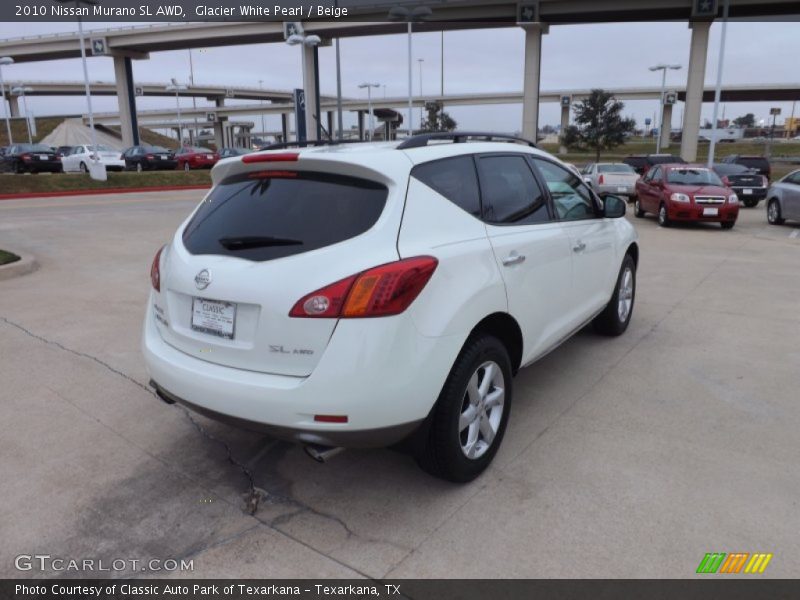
[289,256,438,319]
[242,152,299,164]
[21,153,32,161]
[150,246,164,292]
[598,174,604,184]
[146,154,154,160]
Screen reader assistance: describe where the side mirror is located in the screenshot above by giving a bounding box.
[603,195,627,218]
[583,176,592,184]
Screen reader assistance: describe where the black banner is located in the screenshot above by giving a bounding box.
[2,580,800,600]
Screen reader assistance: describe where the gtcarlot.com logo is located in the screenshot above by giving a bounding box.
[696,552,773,574]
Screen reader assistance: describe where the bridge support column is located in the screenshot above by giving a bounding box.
[680,21,711,161]
[281,113,289,142]
[559,104,569,154]
[357,111,364,140]
[113,56,140,147]
[302,44,319,141]
[521,23,548,142]
[327,111,333,138]
[661,102,673,149]
[8,94,19,117]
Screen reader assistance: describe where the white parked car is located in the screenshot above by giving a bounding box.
[61,144,125,173]
[582,162,640,200]
[142,133,639,482]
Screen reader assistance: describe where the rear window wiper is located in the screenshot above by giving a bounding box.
[218,236,303,250]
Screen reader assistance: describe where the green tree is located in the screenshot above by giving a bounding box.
[420,102,457,132]
[733,113,755,128]
[560,89,636,161]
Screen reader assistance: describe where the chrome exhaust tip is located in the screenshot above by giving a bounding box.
[304,444,344,463]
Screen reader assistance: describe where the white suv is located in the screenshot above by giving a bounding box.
[142,133,639,482]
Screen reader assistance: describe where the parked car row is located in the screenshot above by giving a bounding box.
[1,144,252,174]
[579,154,782,231]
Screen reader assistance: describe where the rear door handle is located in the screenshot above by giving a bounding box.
[573,241,587,253]
[502,252,526,266]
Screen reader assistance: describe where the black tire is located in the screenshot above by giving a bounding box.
[416,334,513,483]
[720,221,735,230]
[136,162,143,173]
[183,162,191,172]
[14,161,24,174]
[743,198,758,208]
[657,203,670,227]
[593,253,636,337]
[79,162,88,173]
[634,197,645,218]
[767,199,784,225]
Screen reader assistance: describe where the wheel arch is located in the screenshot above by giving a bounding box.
[626,241,639,268]
[470,312,524,375]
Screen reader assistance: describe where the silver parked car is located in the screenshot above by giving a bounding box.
[766,169,800,225]
[582,162,640,200]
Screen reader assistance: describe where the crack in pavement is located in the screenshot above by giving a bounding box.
[0,315,392,577]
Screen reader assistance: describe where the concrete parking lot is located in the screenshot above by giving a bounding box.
[1,190,798,579]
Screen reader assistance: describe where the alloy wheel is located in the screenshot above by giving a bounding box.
[617,267,634,322]
[459,361,505,460]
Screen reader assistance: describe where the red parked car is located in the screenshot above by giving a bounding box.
[633,164,739,229]
[175,146,219,171]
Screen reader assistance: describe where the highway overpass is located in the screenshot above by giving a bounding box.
[2,0,799,157]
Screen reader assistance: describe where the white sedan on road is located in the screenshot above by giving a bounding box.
[61,144,125,173]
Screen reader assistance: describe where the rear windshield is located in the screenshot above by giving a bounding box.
[713,163,750,175]
[649,155,685,165]
[666,168,723,186]
[182,171,388,262]
[146,146,170,153]
[737,157,769,169]
[597,163,636,173]
[19,144,53,153]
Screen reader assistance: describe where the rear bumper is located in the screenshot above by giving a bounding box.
[597,184,636,197]
[142,295,465,448]
[730,186,767,200]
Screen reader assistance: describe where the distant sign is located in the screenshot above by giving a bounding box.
[134,86,144,97]
[225,88,235,99]
[283,22,303,39]
[692,0,718,17]
[206,112,217,123]
[769,107,781,116]
[664,92,677,105]
[645,118,652,125]
[90,37,108,56]
[560,95,571,108]
[517,2,539,24]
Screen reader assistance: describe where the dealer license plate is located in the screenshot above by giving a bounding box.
[743,189,753,195]
[617,186,628,193]
[703,207,719,216]
[38,154,49,160]
[191,297,236,339]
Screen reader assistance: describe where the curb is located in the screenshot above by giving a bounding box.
[0,252,39,281]
[0,185,211,201]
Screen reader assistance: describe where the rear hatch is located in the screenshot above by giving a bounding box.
[154,148,409,377]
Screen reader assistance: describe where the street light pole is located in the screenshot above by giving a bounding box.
[258,79,266,145]
[286,32,321,142]
[707,0,730,167]
[359,83,379,141]
[0,57,13,144]
[12,87,33,144]
[418,58,424,127]
[166,79,187,146]
[649,63,681,152]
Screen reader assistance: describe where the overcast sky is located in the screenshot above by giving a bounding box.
[0,20,798,135]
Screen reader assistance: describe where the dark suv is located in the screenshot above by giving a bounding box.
[722,155,771,180]
[623,154,686,176]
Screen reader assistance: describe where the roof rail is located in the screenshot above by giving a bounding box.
[396,131,537,150]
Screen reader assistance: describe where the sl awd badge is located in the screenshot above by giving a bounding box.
[194,269,211,290]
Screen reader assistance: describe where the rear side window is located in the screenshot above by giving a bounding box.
[477,155,550,225]
[411,156,481,217]
[183,172,388,262]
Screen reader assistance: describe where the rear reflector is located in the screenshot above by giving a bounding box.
[289,256,438,319]
[314,415,348,423]
[242,152,299,164]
